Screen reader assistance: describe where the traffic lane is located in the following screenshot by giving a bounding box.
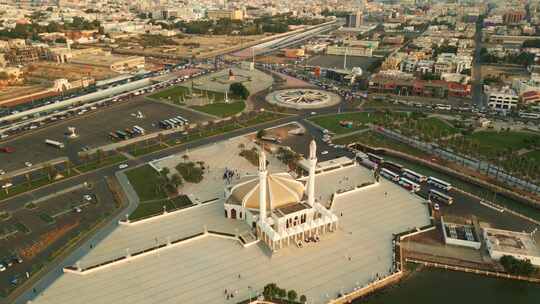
[440,189,537,232]
[1,115,301,210]
[417,183,537,232]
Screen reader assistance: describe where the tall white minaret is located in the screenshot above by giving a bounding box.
[259,149,268,221]
[307,140,317,206]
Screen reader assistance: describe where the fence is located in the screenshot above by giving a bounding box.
[406,258,540,283]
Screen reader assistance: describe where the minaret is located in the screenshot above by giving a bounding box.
[307,140,317,206]
[259,149,268,221]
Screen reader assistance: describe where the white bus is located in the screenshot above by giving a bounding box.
[380,168,400,182]
[427,176,452,191]
[429,189,454,205]
[399,177,421,192]
[435,104,451,111]
[45,139,64,149]
[518,111,540,119]
[133,125,145,135]
[402,169,427,183]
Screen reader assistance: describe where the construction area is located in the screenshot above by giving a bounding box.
[115,34,268,59]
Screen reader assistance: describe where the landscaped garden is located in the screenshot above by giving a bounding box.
[125,164,194,221]
[125,165,168,202]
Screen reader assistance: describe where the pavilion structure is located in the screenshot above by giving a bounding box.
[224,140,339,252]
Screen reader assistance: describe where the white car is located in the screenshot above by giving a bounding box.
[24,162,32,167]
[433,203,440,211]
[2,183,13,189]
[0,263,6,272]
[83,195,92,201]
[118,164,129,169]
[73,207,82,213]
[0,169,5,175]
[321,150,329,155]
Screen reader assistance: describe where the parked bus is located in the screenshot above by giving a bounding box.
[133,125,145,135]
[381,161,403,174]
[176,116,189,123]
[429,189,454,205]
[159,120,171,129]
[45,139,64,149]
[402,168,427,183]
[427,176,452,191]
[518,111,540,119]
[399,177,421,192]
[380,168,400,182]
[116,130,129,140]
[367,153,384,164]
[435,104,451,111]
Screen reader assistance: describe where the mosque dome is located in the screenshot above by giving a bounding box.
[228,172,305,211]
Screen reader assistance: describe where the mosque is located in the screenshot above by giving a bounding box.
[224,140,339,252]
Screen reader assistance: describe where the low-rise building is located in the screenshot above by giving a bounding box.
[207,9,244,21]
[326,45,373,57]
[484,227,540,266]
[487,86,519,111]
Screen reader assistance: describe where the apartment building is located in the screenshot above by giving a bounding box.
[487,87,519,111]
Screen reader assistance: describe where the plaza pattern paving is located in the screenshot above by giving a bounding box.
[32,167,430,304]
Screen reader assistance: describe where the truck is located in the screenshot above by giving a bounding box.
[45,139,65,149]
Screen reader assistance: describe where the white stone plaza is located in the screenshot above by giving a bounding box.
[31,138,430,304]
[265,89,341,109]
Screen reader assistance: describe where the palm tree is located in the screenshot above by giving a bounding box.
[171,173,183,188]
[25,173,31,187]
[43,163,56,181]
[96,149,104,164]
[66,160,72,176]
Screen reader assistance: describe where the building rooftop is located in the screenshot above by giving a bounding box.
[484,227,540,257]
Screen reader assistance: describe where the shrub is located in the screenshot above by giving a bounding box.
[500,255,536,276]
[176,162,204,183]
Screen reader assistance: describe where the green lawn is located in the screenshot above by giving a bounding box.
[523,150,540,166]
[149,85,228,103]
[75,155,127,173]
[240,112,288,127]
[125,165,167,202]
[191,101,245,117]
[467,131,540,154]
[309,112,379,134]
[130,144,167,157]
[129,195,193,221]
[333,130,431,159]
[309,112,410,135]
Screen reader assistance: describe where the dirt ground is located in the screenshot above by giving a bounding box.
[117,34,267,58]
[0,84,48,101]
[25,62,119,81]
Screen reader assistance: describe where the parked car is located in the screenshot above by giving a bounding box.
[24,162,32,167]
[118,164,129,169]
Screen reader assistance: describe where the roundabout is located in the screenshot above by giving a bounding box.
[265,88,341,109]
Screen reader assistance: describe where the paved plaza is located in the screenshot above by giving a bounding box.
[151,136,289,203]
[189,67,274,95]
[32,164,430,304]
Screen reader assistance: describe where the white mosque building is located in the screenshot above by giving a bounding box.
[224,140,339,252]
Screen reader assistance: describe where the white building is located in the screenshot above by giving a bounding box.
[487,86,519,111]
[223,140,339,252]
[483,227,540,266]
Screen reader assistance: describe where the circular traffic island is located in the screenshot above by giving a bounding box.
[265,88,341,109]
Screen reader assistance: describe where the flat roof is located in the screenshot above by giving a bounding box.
[31,165,430,304]
[484,227,540,257]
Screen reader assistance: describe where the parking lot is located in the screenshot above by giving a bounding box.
[0,99,207,172]
[0,178,116,296]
